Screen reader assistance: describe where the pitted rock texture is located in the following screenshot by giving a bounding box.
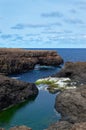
[0,75,38,111]
[10,126,32,130]
[55,86,86,123]
[0,48,63,74]
[54,62,86,85]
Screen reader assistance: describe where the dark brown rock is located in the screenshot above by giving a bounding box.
[0,128,5,130]
[0,48,63,75]
[0,75,38,111]
[54,62,86,85]
[46,121,72,130]
[10,126,32,130]
[47,62,86,130]
[55,86,86,123]
[47,121,86,130]
[71,122,86,130]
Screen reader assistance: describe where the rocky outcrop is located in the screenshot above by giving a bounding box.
[55,85,86,123]
[71,122,86,130]
[54,62,86,123]
[47,121,86,130]
[0,75,38,111]
[47,62,86,130]
[46,121,72,130]
[36,77,76,94]
[0,48,63,75]
[0,126,32,130]
[0,128,5,130]
[10,126,32,130]
[54,62,86,85]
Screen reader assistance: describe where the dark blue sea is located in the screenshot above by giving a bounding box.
[0,48,86,130]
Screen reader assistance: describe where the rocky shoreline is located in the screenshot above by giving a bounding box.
[54,61,86,85]
[47,62,86,130]
[0,48,63,75]
[0,48,63,129]
[0,48,63,111]
[0,49,86,130]
[0,74,38,111]
[0,126,32,130]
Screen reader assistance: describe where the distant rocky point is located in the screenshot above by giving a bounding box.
[0,48,63,75]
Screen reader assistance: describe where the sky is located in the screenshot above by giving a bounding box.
[0,0,86,48]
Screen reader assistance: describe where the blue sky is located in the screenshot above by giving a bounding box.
[0,0,86,48]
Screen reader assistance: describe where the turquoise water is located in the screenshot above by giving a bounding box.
[0,48,86,130]
[0,91,60,130]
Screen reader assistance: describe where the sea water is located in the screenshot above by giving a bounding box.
[0,48,86,130]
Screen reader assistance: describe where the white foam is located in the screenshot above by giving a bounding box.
[37,84,48,91]
[11,77,20,79]
[36,77,76,90]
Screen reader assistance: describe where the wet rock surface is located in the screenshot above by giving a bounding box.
[0,75,38,111]
[0,48,63,75]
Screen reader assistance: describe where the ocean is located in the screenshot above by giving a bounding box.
[0,48,86,130]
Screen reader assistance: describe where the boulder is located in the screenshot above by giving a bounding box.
[55,85,86,123]
[0,75,38,111]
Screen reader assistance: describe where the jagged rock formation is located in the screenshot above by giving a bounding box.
[47,62,86,130]
[0,75,38,111]
[54,62,86,85]
[55,85,86,123]
[47,85,86,130]
[0,48,63,75]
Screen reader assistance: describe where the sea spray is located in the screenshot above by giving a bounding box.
[35,77,76,93]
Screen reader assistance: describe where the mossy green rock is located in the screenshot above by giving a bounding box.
[35,77,76,93]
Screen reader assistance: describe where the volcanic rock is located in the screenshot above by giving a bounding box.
[47,62,86,130]
[54,62,86,85]
[10,126,32,130]
[0,128,5,130]
[55,85,86,123]
[71,122,86,130]
[0,75,38,111]
[46,121,86,130]
[46,121,72,130]
[0,48,63,75]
